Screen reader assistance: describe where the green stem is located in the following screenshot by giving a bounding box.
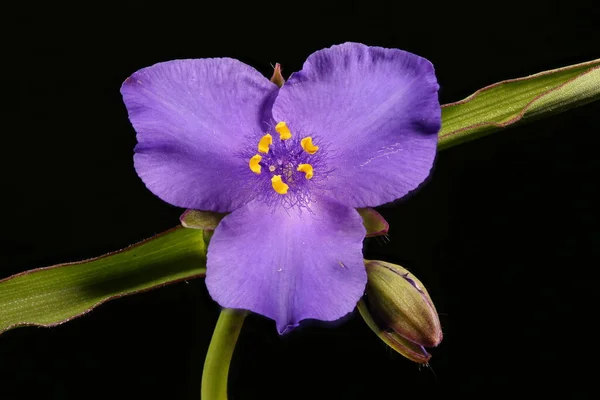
[201,308,247,400]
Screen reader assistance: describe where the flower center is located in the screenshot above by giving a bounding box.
[248,121,319,195]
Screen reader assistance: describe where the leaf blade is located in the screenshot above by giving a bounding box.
[5,59,599,335]
[439,59,600,150]
[0,227,206,334]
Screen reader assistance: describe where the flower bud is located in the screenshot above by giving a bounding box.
[358,260,442,363]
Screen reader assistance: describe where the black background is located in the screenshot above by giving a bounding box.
[1,1,599,398]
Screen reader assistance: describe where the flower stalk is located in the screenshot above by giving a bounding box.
[201,308,248,400]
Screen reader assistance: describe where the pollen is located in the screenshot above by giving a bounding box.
[300,137,319,154]
[271,175,289,194]
[275,121,292,140]
[296,163,314,179]
[258,134,273,153]
[249,154,262,174]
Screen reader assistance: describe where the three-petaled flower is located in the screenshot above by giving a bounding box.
[121,43,441,334]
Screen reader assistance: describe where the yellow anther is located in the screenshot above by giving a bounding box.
[249,154,262,174]
[275,121,292,140]
[301,137,319,154]
[271,175,289,195]
[297,163,314,179]
[258,134,272,154]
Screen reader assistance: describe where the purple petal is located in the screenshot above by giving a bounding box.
[121,58,278,212]
[205,198,367,333]
[272,43,441,208]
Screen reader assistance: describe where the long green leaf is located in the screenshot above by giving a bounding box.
[0,227,206,334]
[3,59,599,335]
[439,58,600,150]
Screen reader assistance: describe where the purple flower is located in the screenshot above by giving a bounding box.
[121,43,441,334]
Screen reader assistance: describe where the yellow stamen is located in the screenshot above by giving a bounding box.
[275,121,292,140]
[297,163,314,179]
[271,175,289,194]
[249,154,262,174]
[301,137,319,154]
[258,134,272,153]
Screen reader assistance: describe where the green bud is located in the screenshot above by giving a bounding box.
[358,260,442,364]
